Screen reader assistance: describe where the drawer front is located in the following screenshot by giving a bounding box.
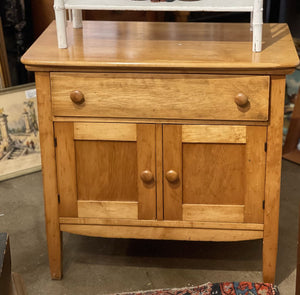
[51,73,269,121]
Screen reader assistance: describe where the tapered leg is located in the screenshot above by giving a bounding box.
[35,72,63,279]
[54,0,67,48]
[252,0,263,52]
[263,76,286,283]
[72,9,83,28]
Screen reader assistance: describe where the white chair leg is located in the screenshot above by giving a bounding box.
[54,0,67,48]
[72,10,83,28]
[252,0,263,52]
[250,11,253,32]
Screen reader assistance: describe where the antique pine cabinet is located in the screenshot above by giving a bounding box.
[21,21,299,283]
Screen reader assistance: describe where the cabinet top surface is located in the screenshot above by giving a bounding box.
[21,21,299,73]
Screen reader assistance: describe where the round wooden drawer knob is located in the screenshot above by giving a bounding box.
[70,90,85,104]
[166,170,179,183]
[140,170,154,183]
[235,93,249,107]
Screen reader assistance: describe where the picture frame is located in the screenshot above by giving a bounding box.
[0,83,41,181]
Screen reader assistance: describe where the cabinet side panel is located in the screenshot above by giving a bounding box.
[35,72,62,279]
[263,75,286,283]
[163,125,182,220]
[137,124,156,220]
[54,122,78,217]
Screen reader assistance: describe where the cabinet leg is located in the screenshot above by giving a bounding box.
[262,232,278,283]
[47,229,63,280]
[262,76,286,284]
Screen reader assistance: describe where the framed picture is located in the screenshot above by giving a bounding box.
[0,83,41,181]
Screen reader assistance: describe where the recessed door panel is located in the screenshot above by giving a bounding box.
[55,122,156,220]
[163,124,266,223]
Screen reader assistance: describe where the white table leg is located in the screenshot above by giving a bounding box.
[252,0,263,52]
[72,9,83,29]
[54,0,67,48]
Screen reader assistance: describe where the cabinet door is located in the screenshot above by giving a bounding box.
[163,124,267,223]
[55,122,156,220]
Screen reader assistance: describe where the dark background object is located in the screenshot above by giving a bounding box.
[0,0,33,86]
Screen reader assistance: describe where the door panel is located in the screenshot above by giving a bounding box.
[55,122,157,220]
[76,141,138,202]
[183,143,246,205]
[163,124,267,223]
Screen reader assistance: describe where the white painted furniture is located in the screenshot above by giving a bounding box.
[53,0,264,52]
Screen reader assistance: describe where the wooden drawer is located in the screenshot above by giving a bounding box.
[51,73,270,121]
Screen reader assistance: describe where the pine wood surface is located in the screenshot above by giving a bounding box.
[55,122,78,217]
[21,21,299,74]
[163,125,183,220]
[155,124,164,221]
[181,125,247,143]
[182,204,244,223]
[73,122,137,141]
[263,76,286,283]
[76,141,138,201]
[35,73,62,279]
[59,217,264,230]
[21,21,298,283]
[136,124,157,220]
[182,143,246,206]
[60,224,263,242]
[50,73,269,121]
[243,126,266,224]
[78,200,138,219]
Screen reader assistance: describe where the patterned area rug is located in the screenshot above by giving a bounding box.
[114,282,279,295]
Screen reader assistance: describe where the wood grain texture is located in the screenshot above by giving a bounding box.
[51,72,269,121]
[78,200,138,219]
[182,204,244,223]
[74,122,137,141]
[137,124,156,220]
[35,72,62,279]
[53,116,269,126]
[60,224,263,242]
[244,126,266,223]
[182,125,247,143]
[183,142,246,205]
[54,122,78,217]
[76,141,138,201]
[21,22,299,74]
[155,124,164,220]
[59,217,264,231]
[263,76,286,283]
[163,125,182,220]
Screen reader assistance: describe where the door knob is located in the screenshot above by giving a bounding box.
[166,170,179,183]
[140,170,154,183]
[70,90,85,104]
